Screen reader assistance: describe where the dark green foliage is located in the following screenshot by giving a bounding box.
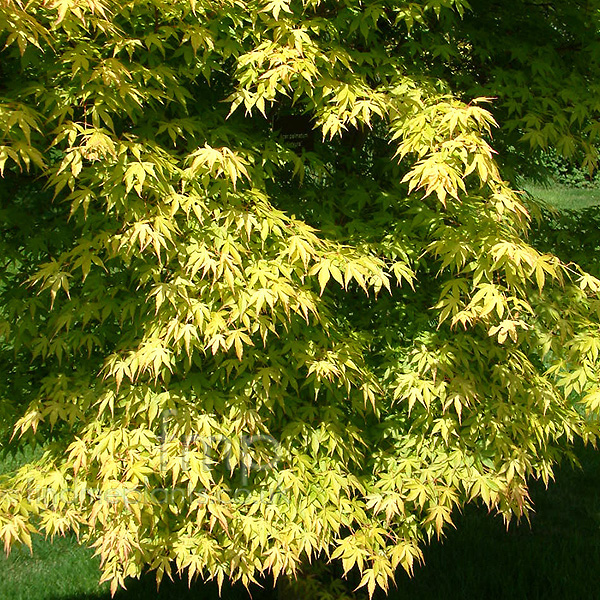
[530,205,600,277]
[532,150,600,189]
[401,0,600,171]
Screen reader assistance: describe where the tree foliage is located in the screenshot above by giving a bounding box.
[1,0,600,596]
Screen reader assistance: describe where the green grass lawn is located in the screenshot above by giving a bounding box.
[0,535,109,600]
[521,181,600,211]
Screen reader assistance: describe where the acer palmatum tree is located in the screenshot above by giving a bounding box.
[1,0,600,597]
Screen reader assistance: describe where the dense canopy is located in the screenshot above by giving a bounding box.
[1,0,600,596]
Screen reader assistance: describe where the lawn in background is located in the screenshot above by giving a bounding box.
[521,181,600,211]
[0,535,109,600]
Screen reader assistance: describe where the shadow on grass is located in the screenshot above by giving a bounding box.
[384,443,600,600]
